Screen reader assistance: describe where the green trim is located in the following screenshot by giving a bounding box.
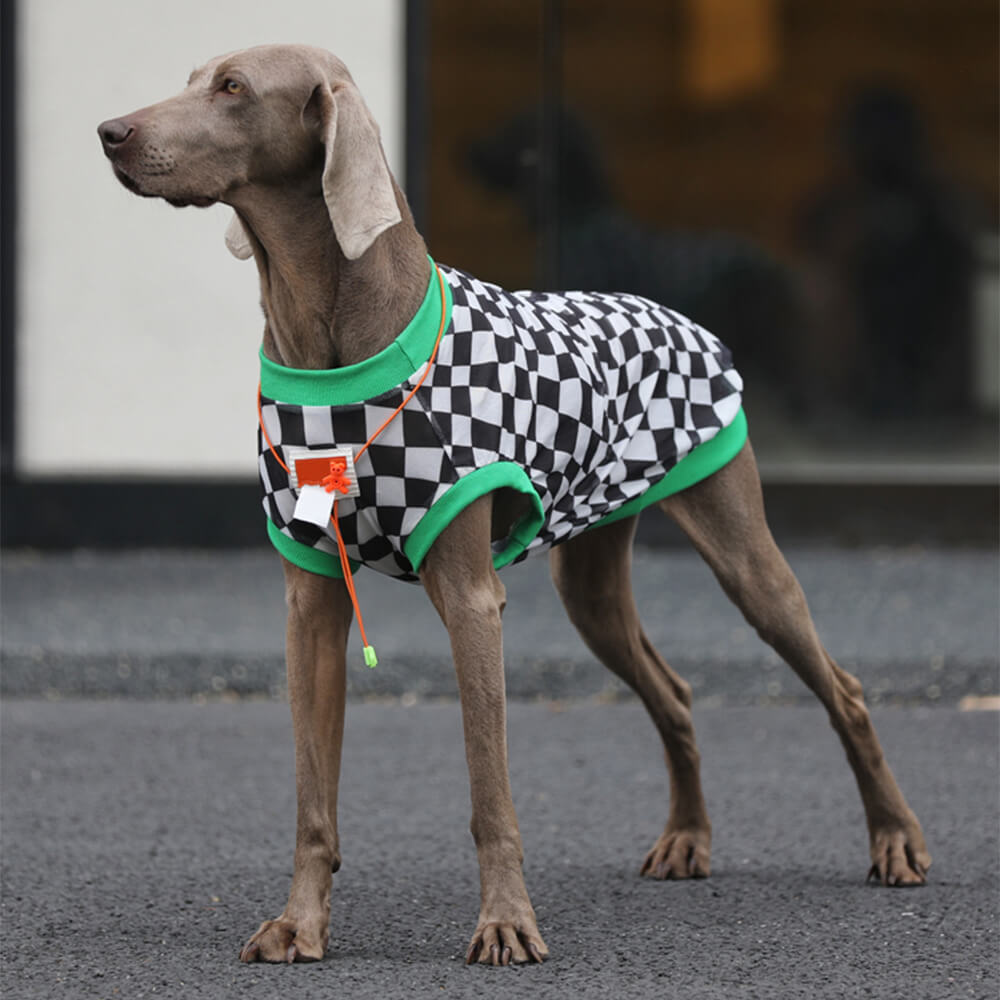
[403,463,545,574]
[266,518,358,578]
[259,258,452,406]
[592,407,748,531]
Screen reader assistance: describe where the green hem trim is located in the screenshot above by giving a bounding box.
[266,518,358,579]
[259,257,451,406]
[592,408,748,531]
[266,411,746,577]
[403,464,545,574]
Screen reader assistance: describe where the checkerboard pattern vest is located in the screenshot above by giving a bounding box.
[259,261,747,582]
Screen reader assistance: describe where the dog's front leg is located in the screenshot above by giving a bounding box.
[421,496,548,966]
[241,559,352,964]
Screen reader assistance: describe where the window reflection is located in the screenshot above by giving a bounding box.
[427,0,998,475]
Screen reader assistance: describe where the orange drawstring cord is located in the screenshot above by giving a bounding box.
[258,263,449,668]
[330,497,377,666]
[257,386,285,473]
[352,263,448,465]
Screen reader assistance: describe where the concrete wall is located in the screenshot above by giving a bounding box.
[17,1,403,477]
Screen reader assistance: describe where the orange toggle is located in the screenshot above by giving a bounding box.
[322,457,352,495]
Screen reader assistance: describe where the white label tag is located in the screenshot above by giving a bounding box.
[293,484,337,528]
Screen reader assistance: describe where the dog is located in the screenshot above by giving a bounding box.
[98,44,930,967]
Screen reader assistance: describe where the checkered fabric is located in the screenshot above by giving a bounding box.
[259,261,744,582]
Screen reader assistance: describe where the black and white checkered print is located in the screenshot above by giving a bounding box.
[260,263,743,582]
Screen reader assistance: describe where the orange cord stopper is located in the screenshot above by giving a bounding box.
[321,457,353,496]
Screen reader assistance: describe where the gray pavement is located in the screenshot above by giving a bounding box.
[1,700,998,1000]
[2,545,999,998]
[2,544,998,704]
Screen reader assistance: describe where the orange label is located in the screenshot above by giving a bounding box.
[295,455,342,487]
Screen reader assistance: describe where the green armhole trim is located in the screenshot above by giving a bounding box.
[404,463,545,574]
[592,407,748,531]
[259,257,452,406]
[266,518,359,579]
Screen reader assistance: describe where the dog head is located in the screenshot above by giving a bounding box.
[98,44,401,261]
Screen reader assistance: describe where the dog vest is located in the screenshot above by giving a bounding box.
[259,260,746,582]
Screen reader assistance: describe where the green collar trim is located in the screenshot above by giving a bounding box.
[259,258,450,406]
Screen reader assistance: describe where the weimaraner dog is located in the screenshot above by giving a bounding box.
[98,44,930,967]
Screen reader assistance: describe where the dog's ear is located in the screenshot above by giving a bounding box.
[225,214,254,260]
[307,81,401,260]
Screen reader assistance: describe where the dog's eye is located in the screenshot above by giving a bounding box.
[222,79,243,95]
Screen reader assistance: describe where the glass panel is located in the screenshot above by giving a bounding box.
[426,0,543,291]
[427,0,999,478]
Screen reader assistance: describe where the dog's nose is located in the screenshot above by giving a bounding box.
[98,118,134,155]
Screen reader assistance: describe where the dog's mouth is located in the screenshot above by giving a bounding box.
[166,195,218,208]
[111,164,145,196]
[111,164,217,209]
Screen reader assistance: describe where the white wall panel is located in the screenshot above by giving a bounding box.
[17,0,403,475]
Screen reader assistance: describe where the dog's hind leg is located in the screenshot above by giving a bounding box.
[550,516,713,879]
[661,439,931,886]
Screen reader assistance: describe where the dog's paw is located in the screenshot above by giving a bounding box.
[640,825,712,880]
[866,824,932,887]
[465,918,548,967]
[239,915,328,963]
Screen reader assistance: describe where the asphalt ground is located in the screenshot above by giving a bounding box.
[1,544,998,998]
[2,545,997,704]
[1,700,997,1000]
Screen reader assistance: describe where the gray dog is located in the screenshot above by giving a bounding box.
[98,44,930,967]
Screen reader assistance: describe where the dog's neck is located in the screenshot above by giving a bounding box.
[232,183,429,371]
